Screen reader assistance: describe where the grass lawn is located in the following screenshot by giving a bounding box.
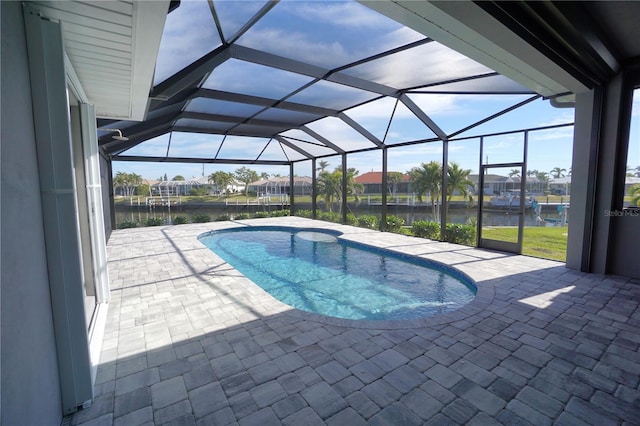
[482,226,568,262]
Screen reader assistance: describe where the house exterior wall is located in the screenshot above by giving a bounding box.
[567,70,639,279]
[610,215,640,278]
[0,1,63,423]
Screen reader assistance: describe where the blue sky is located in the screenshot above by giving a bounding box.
[113,1,638,181]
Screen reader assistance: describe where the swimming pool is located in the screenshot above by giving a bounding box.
[199,226,476,321]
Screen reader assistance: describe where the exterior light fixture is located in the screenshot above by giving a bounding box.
[100,128,129,141]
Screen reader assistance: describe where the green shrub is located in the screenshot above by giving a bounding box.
[172,216,188,225]
[214,214,230,221]
[145,217,165,227]
[345,213,357,225]
[412,220,440,239]
[396,227,413,236]
[295,209,312,218]
[192,214,211,223]
[270,209,290,217]
[135,185,150,196]
[117,221,138,229]
[356,215,378,229]
[385,215,405,233]
[318,211,341,223]
[253,211,269,218]
[234,213,249,220]
[189,187,208,196]
[445,223,476,245]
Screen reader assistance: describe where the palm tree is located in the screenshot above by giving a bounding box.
[387,172,404,197]
[317,169,341,211]
[129,173,142,196]
[409,161,442,221]
[550,167,566,178]
[113,172,142,197]
[446,162,473,217]
[317,160,329,172]
[536,171,550,193]
[260,172,270,180]
[209,171,234,197]
[317,166,364,212]
[345,167,364,207]
[113,171,127,197]
[508,169,520,178]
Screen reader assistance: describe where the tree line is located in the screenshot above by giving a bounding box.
[113,172,143,196]
[208,167,271,197]
[507,166,570,181]
[316,160,473,222]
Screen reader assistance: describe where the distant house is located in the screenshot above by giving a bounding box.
[248,176,312,196]
[150,176,208,196]
[354,171,412,194]
[468,174,546,195]
[549,176,572,195]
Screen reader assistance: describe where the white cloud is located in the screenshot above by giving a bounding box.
[536,110,575,127]
[406,94,461,117]
[348,43,490,89]
[238,27,352,66]
[288,1,397,29]
[528,127,575,142]
[378,26,425,50]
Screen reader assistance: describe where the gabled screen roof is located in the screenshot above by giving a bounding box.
[99,0,537,163]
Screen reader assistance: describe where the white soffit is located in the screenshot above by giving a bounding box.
[30,1,168,121]
[362,0,589,97]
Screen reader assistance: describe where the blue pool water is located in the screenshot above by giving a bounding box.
[199,227,476,321]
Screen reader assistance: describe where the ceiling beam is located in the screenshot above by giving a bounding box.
[362,1,585,96]
[99,108,180,146]
[275,136,313,159]
[477,1,618,88]
[194,88,338,116]
[399,94,448,141]
[181,111,296,129]
[300,126,345,154]
[108,125,172,157]
[227,0,279,45]
[112,155,290,165]
[150,44,231,100]
[338,112,383,148]
[230,45,400,98]
[172,126,288,139]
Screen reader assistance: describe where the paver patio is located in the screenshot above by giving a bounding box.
[71,217,640,425]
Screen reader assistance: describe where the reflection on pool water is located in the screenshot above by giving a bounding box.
[199,227,476,321]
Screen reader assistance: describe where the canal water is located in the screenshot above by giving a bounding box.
[116,203,565,227]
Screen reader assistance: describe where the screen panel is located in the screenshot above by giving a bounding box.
[154,1,222,85]
[236,1,424,69]
[203,59,313,99]
[343,42,492,90]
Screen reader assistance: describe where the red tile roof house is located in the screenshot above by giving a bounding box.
[355,171,412,194]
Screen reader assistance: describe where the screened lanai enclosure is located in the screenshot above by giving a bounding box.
[99,0,574,254]
[8,0,640,422]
